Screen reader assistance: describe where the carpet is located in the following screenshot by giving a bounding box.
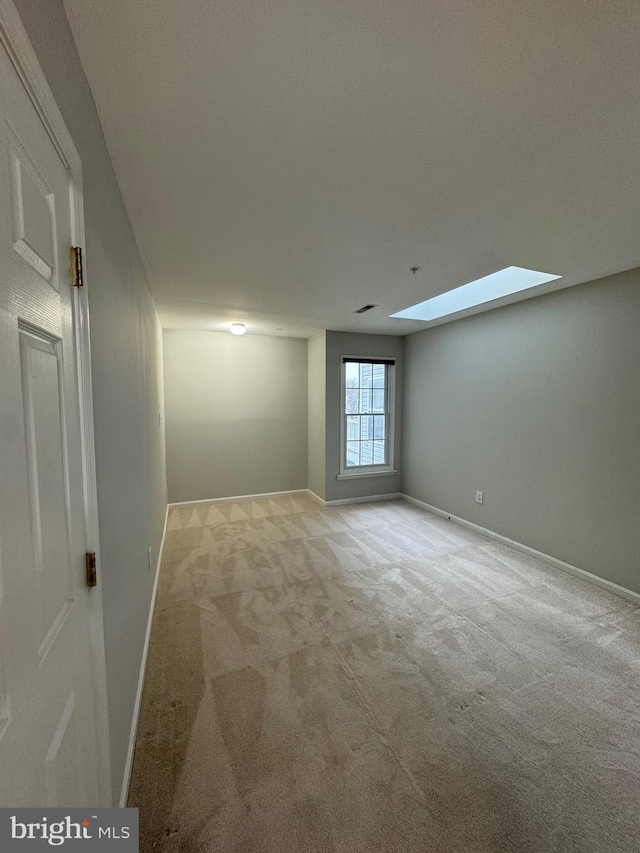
[128,494,640,852]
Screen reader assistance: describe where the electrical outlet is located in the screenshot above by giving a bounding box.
[475,490,484,504]
[147,545,152,572]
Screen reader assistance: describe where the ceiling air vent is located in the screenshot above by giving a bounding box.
[353,304,378,314]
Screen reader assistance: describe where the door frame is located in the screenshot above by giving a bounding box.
[0,0,113,805]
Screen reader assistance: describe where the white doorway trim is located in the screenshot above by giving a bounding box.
[0,0,112,805]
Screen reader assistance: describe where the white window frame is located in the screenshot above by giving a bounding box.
[338,356,397,479]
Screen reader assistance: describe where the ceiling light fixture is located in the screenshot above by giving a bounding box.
[391,266,562,322]
[230,322,247,336]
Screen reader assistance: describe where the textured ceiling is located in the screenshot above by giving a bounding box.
[63,0,640,337]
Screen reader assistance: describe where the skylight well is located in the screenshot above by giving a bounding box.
[391,266,562,322]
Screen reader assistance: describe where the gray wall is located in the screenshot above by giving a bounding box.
[325,331,403,504]
[15,0,168,802]
[164,331,308,503]
[307,332,327,500]
[403,269,640,594]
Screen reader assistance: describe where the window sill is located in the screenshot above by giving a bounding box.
[336,469,398,480]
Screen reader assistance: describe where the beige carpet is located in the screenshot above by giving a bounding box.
[128,494,640,852]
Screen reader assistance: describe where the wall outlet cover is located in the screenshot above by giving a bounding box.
[475,490,484,504]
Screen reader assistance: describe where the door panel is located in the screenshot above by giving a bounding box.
[19,328,74,653]
[10,136,57,288]
[0,27,103,807]
[45,690,86,807]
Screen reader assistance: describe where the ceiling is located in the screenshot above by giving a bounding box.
[63,0,640,338]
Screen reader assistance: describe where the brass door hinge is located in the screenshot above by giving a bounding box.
[85,551,97,587]
[70,246,84,287]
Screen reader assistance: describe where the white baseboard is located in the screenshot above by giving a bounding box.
[119,503,169,807]
[168,489,309,507]
[400,494,640,607]
[170,489,402,510]
[325,492,401,507]
[307,490,401,507]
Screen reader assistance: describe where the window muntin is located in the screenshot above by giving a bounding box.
[342,359,393,472]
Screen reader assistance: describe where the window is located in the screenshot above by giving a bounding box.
[390,266,561,322]
[340,357,396,478]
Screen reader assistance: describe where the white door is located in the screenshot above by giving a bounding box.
[0,26,107,805]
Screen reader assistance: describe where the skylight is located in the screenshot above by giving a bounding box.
[391,266,562,322]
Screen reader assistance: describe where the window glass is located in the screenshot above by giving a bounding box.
[346,441,360,467]
[361,441,374,465]
[359,363,373,389]
[345,362,359,385]
[360,416,373,440]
